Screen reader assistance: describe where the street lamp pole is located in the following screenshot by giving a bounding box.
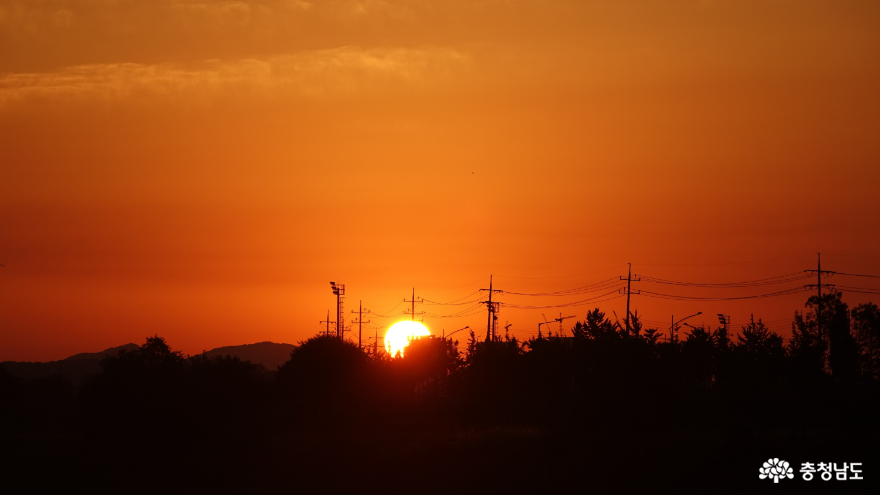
[330,281,345,340]
[669,311,701,343]
[445,325,470,341]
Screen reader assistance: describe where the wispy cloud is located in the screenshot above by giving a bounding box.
[0,46,469,107]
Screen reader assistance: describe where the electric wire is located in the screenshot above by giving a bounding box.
[368,299,406,318]
[504,290,625,309]
[423,303,486,318]
[638,272,810,288]
[833,272,880,280]
[494,264,627,280]
[501,278,624,297]
[423,290,484,305]
[640,287,808,301]
[834,286,880,295]
[632,254,815,267]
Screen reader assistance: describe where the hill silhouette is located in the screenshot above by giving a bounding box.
[1,343,139,384]
[64,343,140,361]
[2,341,295,384]
[200,341,296,370]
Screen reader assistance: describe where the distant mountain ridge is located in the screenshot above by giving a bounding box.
[2,341,297,383]
[201,342,296,371]
[65,343,140,361]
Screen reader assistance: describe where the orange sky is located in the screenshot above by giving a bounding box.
[2,1,880,361]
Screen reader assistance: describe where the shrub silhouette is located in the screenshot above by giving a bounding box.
[276,335,368,409]
[852,302,880,379]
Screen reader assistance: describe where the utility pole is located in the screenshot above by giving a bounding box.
[404,288,425,339]
[480,276,503,342]
[321,310,332,337]
[330,282,345,340]
[369,327,384,355]
[351,301,371,350]
[620,263,641,335]
[553,313,576,336]
[805,253,835,366]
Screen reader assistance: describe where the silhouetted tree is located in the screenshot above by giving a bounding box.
[464,329,478,364]
[276,335,368,409]
[86,335,186,401]
[573,307,621,341]
[730,316,785,391]
[822,293,858,381]
[851,302,880,380]
[0,364,24,420]
[790,299,828,384]
[403,336,460,377]
[681,325,714,391]
[642,326,662,346]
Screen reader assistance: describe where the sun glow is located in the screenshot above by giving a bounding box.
[385,321,431,357]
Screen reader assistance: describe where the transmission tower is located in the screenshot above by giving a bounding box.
[805,253,835,370]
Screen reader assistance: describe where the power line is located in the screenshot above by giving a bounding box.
[423,290,484,305]
[493,264,627,280]
[419,277,488,291]
[639,272,810,288]
[639,287,807,301]
[824,253,880,259]
[370,298,405,317]
[501,278,623,297]
[632,254,815,267]
[423,303,486,318]
[505,291,624,309]
[832,272,880,280]
[834,286,880,295]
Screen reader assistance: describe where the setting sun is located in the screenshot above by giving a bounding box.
[385,321,431,357]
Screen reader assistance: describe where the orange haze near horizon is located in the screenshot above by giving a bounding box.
[2,1,880,361]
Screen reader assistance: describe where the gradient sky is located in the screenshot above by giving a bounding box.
[2,0,879,361]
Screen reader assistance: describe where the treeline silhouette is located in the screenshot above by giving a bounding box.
[1,292,879,492]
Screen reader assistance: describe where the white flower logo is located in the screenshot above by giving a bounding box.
[759,458,794,483]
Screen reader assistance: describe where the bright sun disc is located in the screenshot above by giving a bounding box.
[385,321,431,357]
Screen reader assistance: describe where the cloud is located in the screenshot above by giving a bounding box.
[0,46,469,108]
